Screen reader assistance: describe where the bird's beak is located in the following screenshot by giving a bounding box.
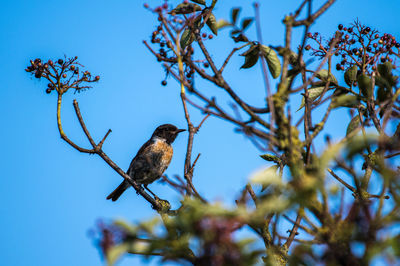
[176,129,186,134]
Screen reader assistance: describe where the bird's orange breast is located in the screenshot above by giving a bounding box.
[151,138,173,166]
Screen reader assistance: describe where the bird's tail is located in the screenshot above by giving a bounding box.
[106,181,130,201]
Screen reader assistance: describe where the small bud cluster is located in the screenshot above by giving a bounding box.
[26,56,100,94]
[305,20,399,74]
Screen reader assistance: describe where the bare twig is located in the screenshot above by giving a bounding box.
[327,168,356,193]
[284,210,303,248]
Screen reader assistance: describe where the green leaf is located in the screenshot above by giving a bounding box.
[206,12,218,35]
[190,0,206,5]
[375,75,391,90]
[376,86,390,102]
[344,65,357,87]
[378,62,393,78]
[256,194,289,213]
[231,8,240,24]
[297,86,325,111]
[346,134,378,159]
[320,141,345,173]
[346,115,361,136]
[113,219,137,234]
[240,45,259,69]
[261,45,281,79]
[316,69,337,85]
[260,154,281,164]
[250,165,282,191]
[232,34,249,43]
[241,53,259,69]
[241,18,253,31]
[332,94,359,109]
[180,27,195,49]
[357,73,373,98]
[107,243,128,266]
[169,3,202,14]
[240,44,258,56]
[216,19,231,29]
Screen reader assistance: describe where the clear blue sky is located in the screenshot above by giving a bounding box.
[0,0,399,265]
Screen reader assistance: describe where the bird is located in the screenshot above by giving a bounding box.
[106,124,185,201]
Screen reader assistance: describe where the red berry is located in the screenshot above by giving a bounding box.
[144,3,149,8]
[58,59,63,65]
[161,80,167,86]
[46,88,52,94]
[338,24,343,30]
[62,74,67,78]
[208,34,213,39]
[305,45,311,50]
[95,76,100,81]
[202,33,207,38]
[162,3,168,9]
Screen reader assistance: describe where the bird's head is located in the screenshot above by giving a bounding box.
[152,124,185,144]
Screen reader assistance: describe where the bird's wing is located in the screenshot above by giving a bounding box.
[127,138,153,172]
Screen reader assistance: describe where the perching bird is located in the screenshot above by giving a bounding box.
[106,124,185,201]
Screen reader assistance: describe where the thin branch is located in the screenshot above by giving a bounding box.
[219,43,251,73]
[98,129,112,149]
[283,214,315,236]
[293,0,336,26]
[254,2,275,145]
[56,94,95,153]
[284,210,302,248]
[327,168,356,193]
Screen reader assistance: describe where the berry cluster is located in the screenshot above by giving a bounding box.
[305,21,399,74]
[144,1,215,86]
[26,56,100,94]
